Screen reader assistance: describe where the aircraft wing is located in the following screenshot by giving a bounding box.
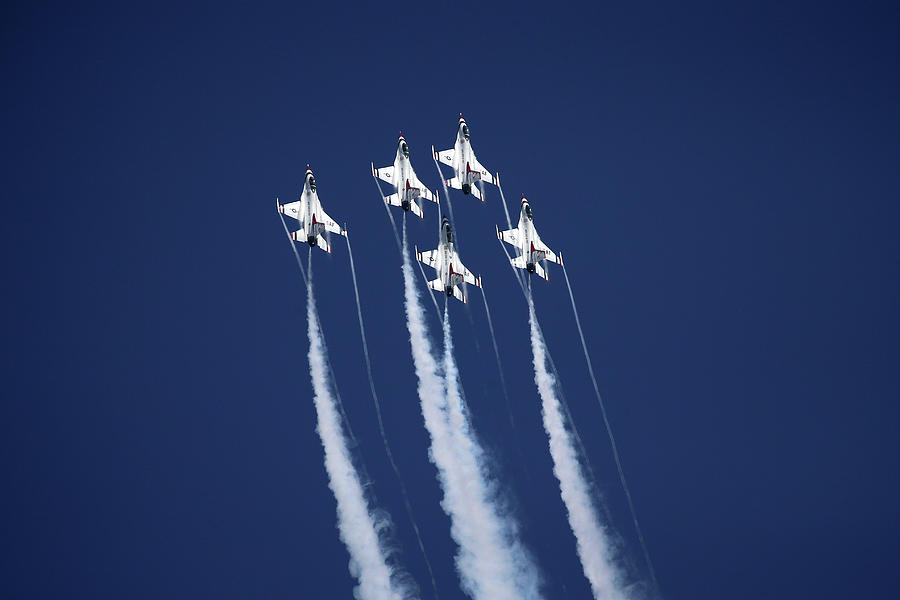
[532,235,561,264]
[433,146,455,167]
[315,206,346,237]
[405,173,437,205]
[496,225,519,247]
[372,163,395,184]
[453,253,482,287]
[473,159,496,185]
[278,197,307,222]
[416,247,441,271]
[412,173,438,204]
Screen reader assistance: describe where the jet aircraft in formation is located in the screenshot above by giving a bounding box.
[497,196,563,281]
[433,114,497,201]
[282,116,563,300]
[416,218,482,304]
[372,134,438,219]
[278,165,346,253]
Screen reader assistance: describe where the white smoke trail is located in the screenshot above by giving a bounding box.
[495,178,515,234]
[432,155,454,224]
[477,285,516,436]
[401,222,543,600]
[526,289,626,599]
[278,210,307,286]
[493,184,607,506]
[304,262,413,600]
[279,212,358,443]
[560,263,659,592]
[407,217,443,324]
[432,156,462,255]
[415,259,443,323]
[346,232,438,600]
[494,181,527,295]
[373,176,403,254]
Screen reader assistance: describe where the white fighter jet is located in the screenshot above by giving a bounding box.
[277,165,347,253]
[496,196,563,281]
[416,217,482,303]
[432,114,497,201]
[372,134,438,219]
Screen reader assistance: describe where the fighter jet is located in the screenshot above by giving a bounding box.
[416,217,482,304]
[277,165,347,253]
[496,196,563,281]
[432,114,497,201]
[372,134,438,219]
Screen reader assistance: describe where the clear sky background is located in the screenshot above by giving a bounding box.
[3,1,899,598]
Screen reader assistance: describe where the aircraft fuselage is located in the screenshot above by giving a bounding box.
[517,200,546,269]
[452,119,483,194]
[436,219,463,291]
[392,138,424,208]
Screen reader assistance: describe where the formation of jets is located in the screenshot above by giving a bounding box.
[278,115,563,301]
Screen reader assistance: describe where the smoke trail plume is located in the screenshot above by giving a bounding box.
[278,210,307,285]
[346,233,439,599]
[304,260,415,600]
[401,222,543,600]
[560,264,659,592]
[373,176,403,254]
[526,291,626,599]
[477,285,522,447]
[432,156,463,256]
[279,211,357,443]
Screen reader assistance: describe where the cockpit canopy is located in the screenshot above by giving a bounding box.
[461,124,469,141]
[524,203,533,220]
[400,141,409,158]
[308,175,316,192]
[445,224,453,243]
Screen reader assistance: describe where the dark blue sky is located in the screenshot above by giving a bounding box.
[3,1,899,598]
